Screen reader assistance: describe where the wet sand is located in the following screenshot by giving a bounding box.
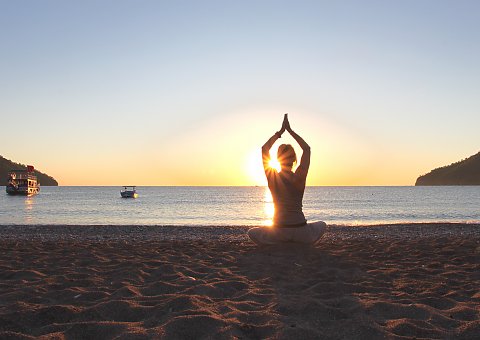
[0,224,479,339]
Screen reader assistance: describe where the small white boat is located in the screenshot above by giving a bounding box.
[121,186,138,198]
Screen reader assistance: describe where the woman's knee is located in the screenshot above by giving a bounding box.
[248,227,275,245]
[309,221,327,243]
[291,222,327,244]
[309,221,326,228]
[248,227,285,245]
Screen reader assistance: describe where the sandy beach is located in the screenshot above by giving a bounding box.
[0,224,479,339]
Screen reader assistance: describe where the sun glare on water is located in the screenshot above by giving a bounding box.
[263,188,274,226]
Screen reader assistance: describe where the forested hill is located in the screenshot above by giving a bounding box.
[415,152,480,186]
[0,155,58,186]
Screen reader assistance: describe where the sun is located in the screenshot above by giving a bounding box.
[268,159,281,172]
[246,149,282,185]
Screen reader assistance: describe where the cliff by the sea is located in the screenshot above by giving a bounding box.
[0,155,58,186]
[415,152,480,186]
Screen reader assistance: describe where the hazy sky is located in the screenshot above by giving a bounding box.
[1,1,479,186]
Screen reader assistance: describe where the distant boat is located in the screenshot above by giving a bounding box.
[6,165,40,196]
[121,186,138,198]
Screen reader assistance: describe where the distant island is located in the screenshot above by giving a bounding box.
[0,155,58,186]
[415,151,480,186]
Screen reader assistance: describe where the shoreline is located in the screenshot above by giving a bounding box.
[1,223,479,339]
[0,222,479,242]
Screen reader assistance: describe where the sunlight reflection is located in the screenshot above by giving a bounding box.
[263,187,274,226]
[24,197,35,223]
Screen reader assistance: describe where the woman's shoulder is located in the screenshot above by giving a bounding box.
[290,171,307,187]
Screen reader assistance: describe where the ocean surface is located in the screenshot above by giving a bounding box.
[0,186,479,226]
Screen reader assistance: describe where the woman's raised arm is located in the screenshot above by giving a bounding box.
[261,118,285,172]
[285,117,310,178]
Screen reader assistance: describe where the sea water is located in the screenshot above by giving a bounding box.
[0,186,479,226]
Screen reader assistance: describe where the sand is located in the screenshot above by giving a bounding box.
[0,224,479,339]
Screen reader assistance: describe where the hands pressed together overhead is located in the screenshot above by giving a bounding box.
[278,113,292,137]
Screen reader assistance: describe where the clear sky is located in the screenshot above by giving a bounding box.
[1,1,479,186]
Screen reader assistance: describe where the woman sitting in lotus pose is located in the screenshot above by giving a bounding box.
[248,114,326,245]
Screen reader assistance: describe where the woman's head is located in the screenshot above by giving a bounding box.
[277,144,297,168]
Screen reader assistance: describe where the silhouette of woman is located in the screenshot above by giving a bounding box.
[248,114,326,245]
